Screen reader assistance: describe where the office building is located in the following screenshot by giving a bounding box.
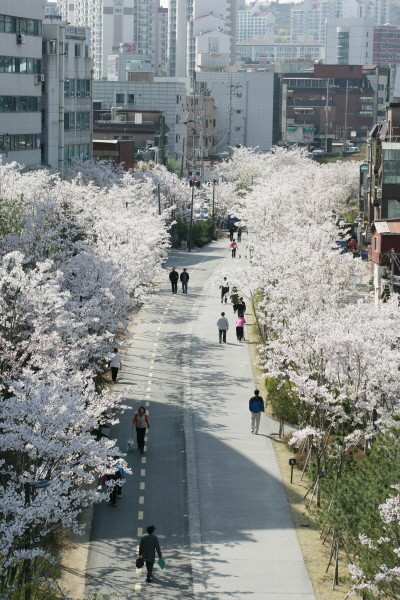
[325,17,374,65]
[196,70,277,153]
[41,18,92,173]
[93,77,188,158]
[0,0,43,167]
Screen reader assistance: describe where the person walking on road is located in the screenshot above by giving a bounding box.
[220,277,229,303]
[236,315,246,341]
[132,406,150,454]
[230,286,239,310]
[217,312,229,343]
[110,348,122,383]
[249,389,265,434]
[139,524,162,583]
[230,239,238,258]
[229,226,235,241]
[169,267,179,294]
[236,297,246,317]
[180,268,189,294]
[237,225,243,242]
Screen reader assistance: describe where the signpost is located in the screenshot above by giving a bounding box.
[289,458,297,483]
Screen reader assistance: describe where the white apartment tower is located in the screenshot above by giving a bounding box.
[291,0,391,43]
[236,3,275,44]
[56,0,134,80]
[168,0,237,78]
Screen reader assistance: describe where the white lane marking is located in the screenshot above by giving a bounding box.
[140,482,145,490]
[148,372,153,378]
[141,457,147,464]
[135,583,142,592]
[145,401,150,407]
[138,511,144,520]
[137,527,143,536]
[145,395,150,399]
[144,445,147,452]
[140,469,146,477]
[139,496,144,505]
[157,326,161,331]
[146,387,151,392]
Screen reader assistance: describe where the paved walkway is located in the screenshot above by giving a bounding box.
[85,239,315,600]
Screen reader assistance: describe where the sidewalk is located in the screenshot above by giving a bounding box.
[182,241,316,599]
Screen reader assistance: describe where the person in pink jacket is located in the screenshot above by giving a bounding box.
[236,315,246,341]
[229,239,238,258]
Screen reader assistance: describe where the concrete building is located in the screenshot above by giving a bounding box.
[56,0,134,80]
[281,64,375,148]
[362,64,391,123]
[168,0,237,78]
[373,25,400,67]
[292,0,391,45]
[325,17,374,65]
[186,93,217,163]
[236,42,323,64]
[93,77,188,158]
[195,70,277,153]
[236,3,275,44]
[0,0,43,167]
[41,20,92,173]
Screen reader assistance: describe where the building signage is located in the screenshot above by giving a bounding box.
[112,42,137,53]
[114,0,123,15]
[66,26,87,40]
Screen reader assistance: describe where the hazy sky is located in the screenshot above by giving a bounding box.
[160,0,301,5]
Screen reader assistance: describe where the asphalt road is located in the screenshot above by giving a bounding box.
[85,239,315,600]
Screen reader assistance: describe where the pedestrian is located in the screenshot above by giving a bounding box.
[180,268,189,294]
[229,226,235,241]
[169,267,179,294]
[249,389,265,434]
[110,348,122,383]
[236,315,246,341]
[132,406,150,454]
[236,297,246,317]
[230,239,238,258]
[139,524,163,583]
[230,286,239,310]
[237,225,242,242]
[217,311,229,343]
[219,276,229,303]
[103,467,124,507]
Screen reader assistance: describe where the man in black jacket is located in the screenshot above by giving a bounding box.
[169,267,179,294]
[180,268,189,293]
[139,524,163,583]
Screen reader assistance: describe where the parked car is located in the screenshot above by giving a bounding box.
[346,146,360,154]
[312,149,325,156]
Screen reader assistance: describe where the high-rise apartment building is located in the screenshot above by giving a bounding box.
[0,0,43,167]
[291,0,391,44]
[236,3,275,44]
[56,0,134,80]
[168,0,237,78]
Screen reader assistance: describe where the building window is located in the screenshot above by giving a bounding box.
[116,93,125,104]
[383,149,400,184]
[76,111,90,130]
[64,113,75,131]
[0,96,40,112]
[1,133,41,152]
[64,79,75,97]
[74,44,81,57]
[128,94,135,104]
[0,56,41,74]
[0,14,42,36]
[374,236,379,252]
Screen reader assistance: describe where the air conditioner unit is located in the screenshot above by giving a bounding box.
[39,74,45,83]
[85,91,90,97]
[69,91,75,97]
[76,124,81,130]
[69,125,75,131]
[377,187,382,199]
[16,33,25,44]
[76,92,81,97]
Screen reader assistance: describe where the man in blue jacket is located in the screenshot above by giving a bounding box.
[249,389,265,434]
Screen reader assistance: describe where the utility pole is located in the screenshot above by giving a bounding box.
[188,185,194,252]
[157,183,161,215]
[325,78,330,152]
[342,79,349,155]
[212,179,217,240]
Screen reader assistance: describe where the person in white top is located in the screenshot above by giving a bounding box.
[217,312,229,343]
[110,348,122,383]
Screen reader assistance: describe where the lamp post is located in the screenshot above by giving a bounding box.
[212,179,217,240]
[188,185,195,252]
